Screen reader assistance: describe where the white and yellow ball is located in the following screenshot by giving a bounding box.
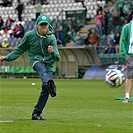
[105,69,125,88]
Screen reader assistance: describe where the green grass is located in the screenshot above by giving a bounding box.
[0,78,133,133]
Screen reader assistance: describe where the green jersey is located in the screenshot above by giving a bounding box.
[5,25,60,70]
[120,21,133,58]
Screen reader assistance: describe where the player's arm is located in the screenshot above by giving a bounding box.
[120,24,129,59]
[4,34,29,62]
[125,56,131,61]
[48,35,60,62]
[0,56,5,62]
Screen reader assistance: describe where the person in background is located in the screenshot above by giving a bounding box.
[1,0,12,7]
[81,1,87,20]
[117,0,124,17]
[108,31,115,41]
[120,19,133,103]
[14,23,25,38]
[95,10,103,36]
[88,29,99,52]
[0,33,3,45]
[123,18,129,26]
[41,0,49,5]
[84,29,92,45]
[35,0,42,20]
[15,0,24,21]
[104,37,116,54]
[95,3,103,16]
[67,18,76,41]
[114,31,121,53]
[131,0,133,10]
[56,26,65,46]
[125,8,133,22]
[110,2,120,26]
[74,31,84,46]
[123,0,131,17]
[2,16,15,31]
[1,38,9,48]
[0,16,4,30]
[102,11,108,35]
[10,24,19,38]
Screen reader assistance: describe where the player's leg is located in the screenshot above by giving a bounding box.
[123,78,132,103]
[31,62,54,120]
[123,58,133,103]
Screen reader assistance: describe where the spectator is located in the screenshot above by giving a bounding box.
[95,3,103,15]
[29,0,46,5]
[84,29,92,45]
[131,0,133,10]
[88,29,99,51]
[2,16,15,31]
[14,23,25,38]
[102,11,108,35]
[67,19,76,41]
[114,31,121,53]
[123,18,129,26]
[74,31,84,46]
[117,0,124,17]
[95,10,103,36]
[1,0,12,7]
[108,31,115,41]
[56,26,65,46]
[125,8,133,22]
[1,38,9,48]
[42,0,49,5]
[10,24,19,38]
[0,33,3,45]
[0,16,4,30]
[110,2,120,26]
[26,0,32,5]
[104,37,115,54]
[123,0,131,16]
[81,1,87,19]
[15,0,24,21]
[35,0,42,20]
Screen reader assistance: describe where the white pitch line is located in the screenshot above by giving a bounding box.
[0,120,14,123]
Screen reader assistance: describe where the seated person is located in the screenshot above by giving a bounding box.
[1,39,9,48]
[13,23,25,38]
[1,0,12,7]
[74,31,84,46]
[88,29,99,46]
[104,37,116,54]
[88,29,99,52]
[0,16,4,30]
[2,16,15,31]
[0,33,3,45]
[56,26,65,46]
[84,29,92,45]
[10,24,19,38]
[114,31,121,53]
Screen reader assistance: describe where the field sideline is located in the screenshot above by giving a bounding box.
[0,78,133,133]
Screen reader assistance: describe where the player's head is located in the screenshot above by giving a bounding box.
[36,14,50,35]
[36,14,50,25]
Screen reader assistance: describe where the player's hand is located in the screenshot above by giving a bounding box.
[0,56,5,62]
[125,56,131,61]
[48,45,54,53]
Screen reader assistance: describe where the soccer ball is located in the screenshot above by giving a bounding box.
[105,69,125,88]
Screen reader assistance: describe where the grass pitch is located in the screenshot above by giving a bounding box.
[0,78,133,133]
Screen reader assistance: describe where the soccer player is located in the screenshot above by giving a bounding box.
[0,14,60,119]
[120,20,133,103]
